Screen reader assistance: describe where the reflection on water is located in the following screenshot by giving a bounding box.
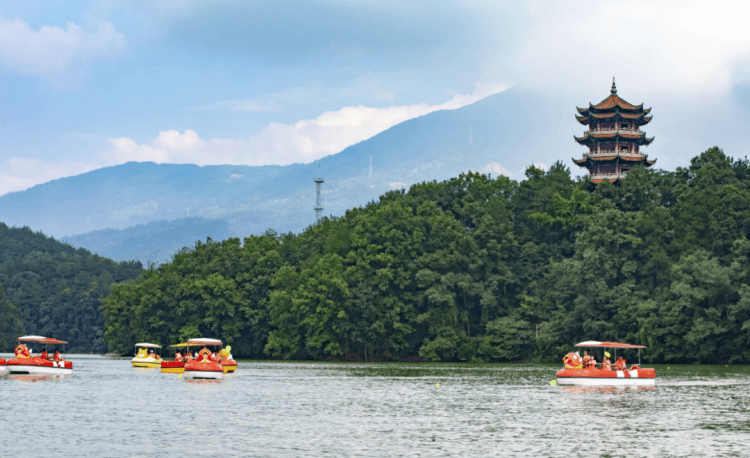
[185,379,221,385]
[7,374,70,383]
[1,358,750,457]
[562,385,656,394]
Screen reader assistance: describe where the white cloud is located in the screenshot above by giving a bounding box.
[513,1,750,98]
[106,82,509,167]
[0,18,125,80]
[388,182,407,189]
[483,162,509,177]
[0,158,99,195]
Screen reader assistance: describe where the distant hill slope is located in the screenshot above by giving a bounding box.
[62,217,235,265]
[0,88,572,263]
[0,223,142,352]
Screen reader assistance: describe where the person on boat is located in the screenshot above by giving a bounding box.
[615,356,627,370]
[602,353,612,371]
[583,351,596,368]
[53,351,61,362]
[175,351,183,362]
[40,350,49,360]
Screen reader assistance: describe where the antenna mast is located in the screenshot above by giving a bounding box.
[314,177,325,222]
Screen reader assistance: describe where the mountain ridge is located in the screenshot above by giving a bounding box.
[1,88,572,263]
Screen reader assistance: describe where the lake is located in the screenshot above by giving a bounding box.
[1,356,749,457]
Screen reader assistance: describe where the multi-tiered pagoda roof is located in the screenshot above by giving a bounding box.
[572,80,656,183]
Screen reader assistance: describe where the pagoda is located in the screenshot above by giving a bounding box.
[573,79,655,183]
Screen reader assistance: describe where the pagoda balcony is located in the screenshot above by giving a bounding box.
[583,150,647,159]
[588,128,645,136]
[589,171,626,181]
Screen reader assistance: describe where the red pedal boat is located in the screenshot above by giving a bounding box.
[6,336,73,375]
[555,341,655,386]
[0,357,6,375]
[161,343,188,373]
[183,338,225,380]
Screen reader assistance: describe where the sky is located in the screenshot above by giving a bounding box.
[1,0,750,195]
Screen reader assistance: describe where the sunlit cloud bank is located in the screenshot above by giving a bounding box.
[106,81,509,167]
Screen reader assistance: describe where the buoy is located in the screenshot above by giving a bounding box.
[436,383,440,387]
[668,367,670,369]
[550,380,557,386]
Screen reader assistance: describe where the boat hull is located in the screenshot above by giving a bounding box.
[161,361,185,373]
[184,359,223,380]
[556,367,655,386]
[183,370,223,380]
[222,361,237,374]
[6,363,73,375]
[0,359,6,375]
[556,377,655,386]
[132,361,161,369]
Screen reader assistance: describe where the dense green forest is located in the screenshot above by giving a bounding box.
[100,147,750,363]
[0,224,142,352]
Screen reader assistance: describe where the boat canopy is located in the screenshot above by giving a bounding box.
[17,336,68,344]
[134,343,162,348]
[170,343,189,348]
[575,341,646,349]
[187,338,222,346]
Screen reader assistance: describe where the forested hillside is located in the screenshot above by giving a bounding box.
[0,224,142,352]
[102,147,750,364]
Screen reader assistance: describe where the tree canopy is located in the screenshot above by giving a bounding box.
[0,224,142,352]
[97,147,750,363]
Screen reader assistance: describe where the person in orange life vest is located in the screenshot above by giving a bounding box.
[615,356,627,370]
[40,350,49,360]
[601,354,612,370]
[53,351,61,362]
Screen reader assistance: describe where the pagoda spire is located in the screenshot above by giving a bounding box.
[611,77,617,95]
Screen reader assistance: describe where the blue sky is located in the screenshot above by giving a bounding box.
[1,0,750,194]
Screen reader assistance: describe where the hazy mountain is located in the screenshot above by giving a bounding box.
[0,88,573,262]
[61,217,234,265]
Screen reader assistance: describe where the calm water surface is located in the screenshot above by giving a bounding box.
[1,355,749,457]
